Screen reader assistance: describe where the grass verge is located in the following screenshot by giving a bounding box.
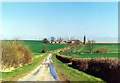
[60,52,118,58]
[52,54,104,82]
[2,53,47,81]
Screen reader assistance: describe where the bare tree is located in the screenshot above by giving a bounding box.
[57,37,63,43]
[85,40,95,54]
[51,37,56,42]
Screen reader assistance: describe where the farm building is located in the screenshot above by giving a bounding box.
[67,40,82,44]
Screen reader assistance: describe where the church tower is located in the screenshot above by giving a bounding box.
[83,35,86,44]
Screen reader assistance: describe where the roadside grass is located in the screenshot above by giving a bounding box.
[2,53,47,81]
[60,52,118,58]
[52,54,104,82]
[76,53,118,58]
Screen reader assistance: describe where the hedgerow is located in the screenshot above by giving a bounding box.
[56,54,120,82]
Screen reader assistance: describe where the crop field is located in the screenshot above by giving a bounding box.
[94,43,118,53]
[74,43,118,53]
[61,53,118,58]
[21,40,67,53]
[60,43,119,58]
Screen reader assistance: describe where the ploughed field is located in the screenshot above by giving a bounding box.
[60,43,118,58]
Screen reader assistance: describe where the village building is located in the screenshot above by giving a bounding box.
[67,40,82,44]
[49,36,87,44]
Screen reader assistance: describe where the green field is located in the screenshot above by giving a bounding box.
[21,40,67,53]
[93,43,118,53]
[60,43,118,58]
[61,53,118,58]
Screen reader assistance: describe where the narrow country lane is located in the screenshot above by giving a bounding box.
[18,53,58,81]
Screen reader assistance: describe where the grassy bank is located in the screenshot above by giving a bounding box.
[60,52,118,58]
[52,54,104,81]
[2,53,47,81]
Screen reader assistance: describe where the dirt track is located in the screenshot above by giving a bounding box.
[18,53,58,81]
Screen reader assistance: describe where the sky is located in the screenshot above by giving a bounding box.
[1,2,118,42]
[1,0,119,2]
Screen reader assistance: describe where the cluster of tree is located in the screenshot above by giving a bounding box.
[1,40,32,69]
[43,37,64,44]
[43,36,83,45]
[51,37,56,42]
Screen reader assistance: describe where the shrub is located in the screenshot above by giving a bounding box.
[41,47,46,53]
[40,43,48,53]
[1,40,32,69]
